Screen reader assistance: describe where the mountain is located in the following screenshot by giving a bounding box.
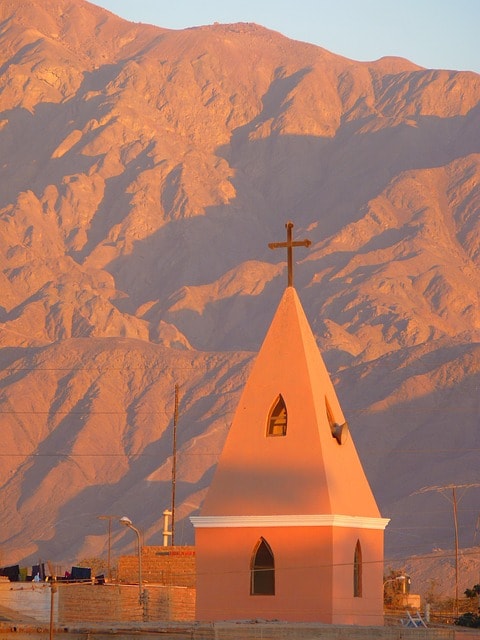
[0,0,479,596]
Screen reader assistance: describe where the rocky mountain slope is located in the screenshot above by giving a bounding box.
[0,0,479,595]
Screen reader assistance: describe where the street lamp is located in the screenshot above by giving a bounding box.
[383,575,407,589]
[383,575,408,610]
[119,516,145,608]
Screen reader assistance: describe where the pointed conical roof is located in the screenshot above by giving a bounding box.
[201,286,380,518]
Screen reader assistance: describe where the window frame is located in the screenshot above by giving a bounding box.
[266,394,287,437]
[250,537,275,596]
[353,539,363,598]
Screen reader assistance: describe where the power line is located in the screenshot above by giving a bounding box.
[411,483,480,615]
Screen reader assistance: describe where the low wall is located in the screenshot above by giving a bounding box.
[1,620,478,640]
[58,582,195,623]
[0,582,53,623]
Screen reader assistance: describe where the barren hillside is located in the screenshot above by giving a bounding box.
[0,0,479,596]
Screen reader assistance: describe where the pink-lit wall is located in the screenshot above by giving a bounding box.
[330,527,385,625]
[194,525,384,624]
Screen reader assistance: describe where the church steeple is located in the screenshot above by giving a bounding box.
[199,286,381,518]
[192,223,388,625]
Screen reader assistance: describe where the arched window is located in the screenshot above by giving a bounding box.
[251,538,275,595]
[267,394,287,437]
[353,540,362,597]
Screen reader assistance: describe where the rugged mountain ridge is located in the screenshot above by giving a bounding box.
[0,0,479,592]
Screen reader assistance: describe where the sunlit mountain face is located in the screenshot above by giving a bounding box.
[0,1,479,595]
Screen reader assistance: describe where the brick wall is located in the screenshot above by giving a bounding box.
[58,583,142,623]
[58,582,196,623]
[57,545,198,623]
[149,585,196,621]
[118,545,195,587]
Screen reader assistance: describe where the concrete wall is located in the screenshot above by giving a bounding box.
[0,582,53,623]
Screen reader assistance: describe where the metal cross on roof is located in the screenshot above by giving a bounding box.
[268,221,311,287]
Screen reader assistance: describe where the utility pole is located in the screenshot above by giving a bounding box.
[171,384,179,546]
[97,515,119,581]
[413,483,480,616]
[47,561,56,640]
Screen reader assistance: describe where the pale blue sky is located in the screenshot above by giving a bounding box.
[92,0,479,73]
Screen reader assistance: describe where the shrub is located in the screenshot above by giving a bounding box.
[455,612,480,628]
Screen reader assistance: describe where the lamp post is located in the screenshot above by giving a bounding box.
[383,575,407,589]
[383,575,407,610]
[119,516,145,610]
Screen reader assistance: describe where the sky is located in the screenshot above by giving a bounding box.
[92,0,479,74]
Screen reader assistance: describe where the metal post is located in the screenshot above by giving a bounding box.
[49,579,56,640]
[97,515,119,582]
[47,561,56,640]
[172,384,179,546]
[120,516,145,616]
[452,487,459,616]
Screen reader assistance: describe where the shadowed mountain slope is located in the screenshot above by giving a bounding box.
[0,0,479,592]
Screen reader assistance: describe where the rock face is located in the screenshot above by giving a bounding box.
[0,0,479,589]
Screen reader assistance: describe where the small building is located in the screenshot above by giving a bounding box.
[191,224,389,624]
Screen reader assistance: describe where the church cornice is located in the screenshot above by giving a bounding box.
[190,514,390,530]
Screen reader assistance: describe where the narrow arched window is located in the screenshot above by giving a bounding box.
[251,538,275,595]
[353,540,362,597]
[267,394,287,436]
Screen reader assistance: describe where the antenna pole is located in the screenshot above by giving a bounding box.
[171,384,179,546]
